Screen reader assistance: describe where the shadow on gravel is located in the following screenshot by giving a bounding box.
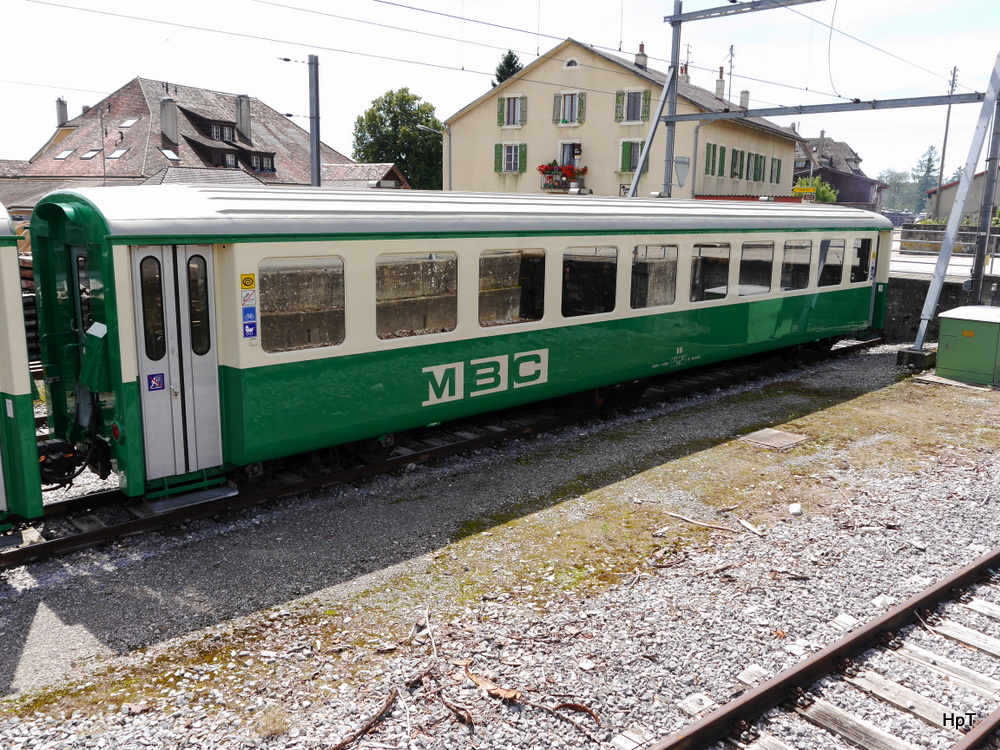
[0,348,908,696]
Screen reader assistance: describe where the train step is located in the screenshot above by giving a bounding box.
[142,484,238,515]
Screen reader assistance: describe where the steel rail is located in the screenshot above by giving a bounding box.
[650,545,1000,750]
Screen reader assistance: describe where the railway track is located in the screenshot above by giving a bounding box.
[652,545,1000,750]
[0,338,880,570]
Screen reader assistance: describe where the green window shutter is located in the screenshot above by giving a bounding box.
[497,97,505,126]
[518,143,527,173]
[730,149,737,177]
[621,141,631,171]
[615,91,625,122]
[519,96,527,125]
[641,90,652,121]
[494,144,503,172]
[641,141,648,173]
[705,143,712,175]
[775,159,781,184]
[578,92,586,123]
[552,94,562,123]
[739,151,745,178]
[718,146,727,176]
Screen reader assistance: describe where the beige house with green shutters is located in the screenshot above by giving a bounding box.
[444,39,800,198]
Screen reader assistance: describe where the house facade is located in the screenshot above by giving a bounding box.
[445,39,799,198]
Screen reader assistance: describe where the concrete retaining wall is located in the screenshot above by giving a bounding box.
[884,273,1000,343]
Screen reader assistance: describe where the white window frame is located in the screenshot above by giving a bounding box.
[211,124,222,140]
[262,156,273,170]
[119,118,140,128]
[624,90,643,122]
[251,155,261,169]
[161,148,181,161]
[561,93,579,124]
[224,153,237,167]
[222,126,235,141]
[108,148,129,159]
[502,143,520,173]
[54,149,75,160]
[622,140,643,172]
[504,96,521,127]
[80,149,102,160]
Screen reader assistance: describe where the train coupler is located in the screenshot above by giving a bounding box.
[37,439,85,487]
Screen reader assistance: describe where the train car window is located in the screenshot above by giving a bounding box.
[690,243,730,302]
[187,255,211,356]
[259,257,346,352]
[851,238,873,283]
[139,256,167,362]
[738,242,773,296]
[479,249,545,327]
[817,239,846,287]
[780,240,812,291]
[376,253,458,339]
[631,245,677,309]
[562,247,617,317]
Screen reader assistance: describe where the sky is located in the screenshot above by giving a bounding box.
[3,0,999,182]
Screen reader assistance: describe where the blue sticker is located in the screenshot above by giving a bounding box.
[148,373,165,391]
[243,322,257,338]
[242,307,257,323]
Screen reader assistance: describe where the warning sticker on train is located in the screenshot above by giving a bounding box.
[241,274,256,289]
[241,290,256,307]
[147,374,165,391]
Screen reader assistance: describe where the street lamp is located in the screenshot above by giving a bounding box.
[417,124,451,191]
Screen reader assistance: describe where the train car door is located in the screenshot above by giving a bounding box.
[132,245,222,481]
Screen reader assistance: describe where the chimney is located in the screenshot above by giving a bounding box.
[635,43,648,71]
[715,67,725,98]
[678,64,690,85]
[56,97,68,126]
[81,105,90,114]
[161,97,178,144]
[740,90,750,109]
[236,94,251,140]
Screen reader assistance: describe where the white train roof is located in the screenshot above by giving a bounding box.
[0,202,16,244]
[38,185,894,239]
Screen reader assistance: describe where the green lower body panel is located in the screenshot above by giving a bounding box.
[221,289,872,466]
[0,390,43,521]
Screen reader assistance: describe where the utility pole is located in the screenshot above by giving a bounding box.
[627,0,824,198]
[309,54,321,187]
[933,67,958,218]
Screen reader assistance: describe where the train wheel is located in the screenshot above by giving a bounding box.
[353,434,396,464]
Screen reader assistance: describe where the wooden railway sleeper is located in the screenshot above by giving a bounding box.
[878,630,904,650]
[834,657,860,677]
[783,685,814,709]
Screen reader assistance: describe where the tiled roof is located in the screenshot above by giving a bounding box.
[0,160,30,178]
[142,166,265,185]
[321,163,412,189]
[0,178,138,211]
[17,77,353,184]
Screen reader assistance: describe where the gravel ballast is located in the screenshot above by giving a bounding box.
[2,344,999,749]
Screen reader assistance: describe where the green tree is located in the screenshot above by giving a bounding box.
[794,176,839,203]
[910,145,940,213]
[352,88,443,190]
[877,168,920,212]
[491,50,523,87]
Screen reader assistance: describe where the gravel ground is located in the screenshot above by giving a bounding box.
[2,344,1000,749]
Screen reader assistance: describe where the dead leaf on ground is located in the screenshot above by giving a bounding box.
[465,666,523,701]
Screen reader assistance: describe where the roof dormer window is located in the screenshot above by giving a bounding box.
[108,148,130,159]
[80,149,102,160]
[160,148,180,161]
[119,118,140,127]
[54,149,75,160]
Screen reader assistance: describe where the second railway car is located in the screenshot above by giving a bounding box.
[4,185,893,527]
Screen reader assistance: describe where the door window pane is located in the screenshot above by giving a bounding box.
[187,255,211,355]
[851,238,873,282]
[140,256,166,361]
